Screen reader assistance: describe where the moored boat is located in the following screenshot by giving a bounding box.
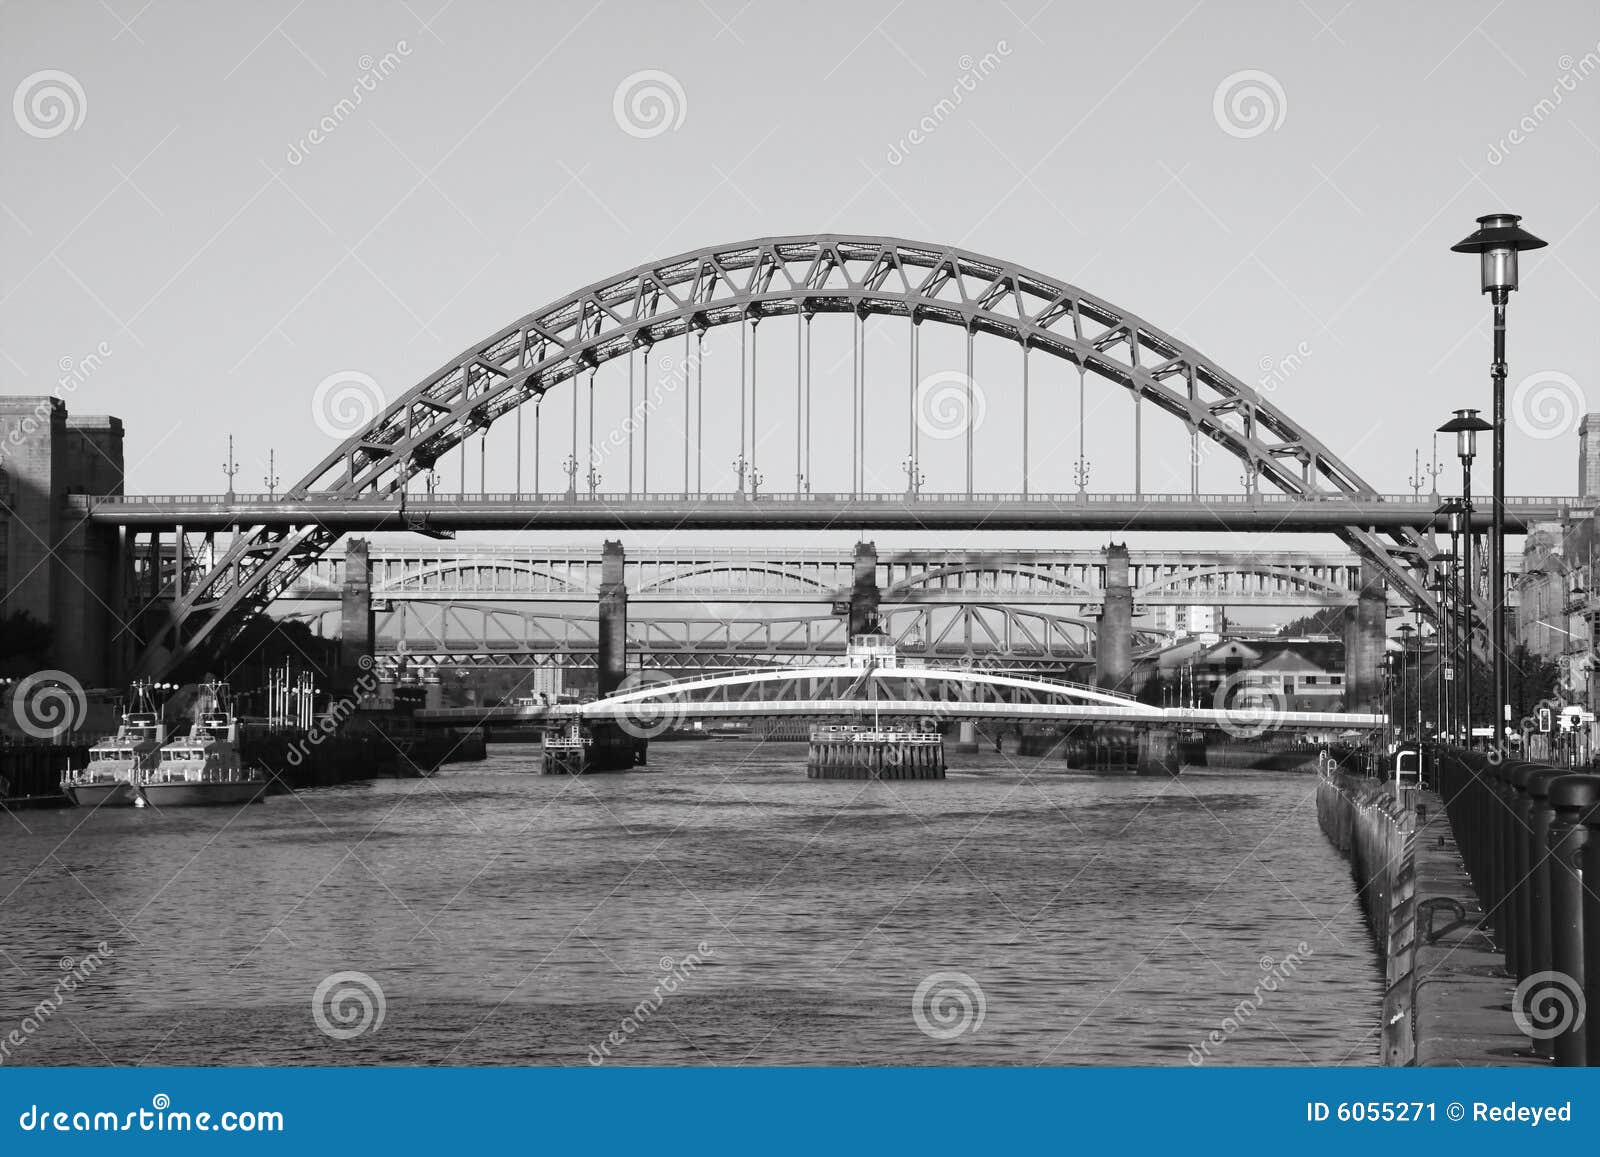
[61,685,165,808]
[138,682,270,808]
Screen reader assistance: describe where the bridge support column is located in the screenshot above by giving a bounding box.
[849,541,880,636]
[590,540,642,771]
[0,399,124,688]
[339,537,374,682]
[1344,560,1387,717]
[597,539,629,697]
[1136,728,1181,777]
[952,720,980,753]
[1095,543,1134,694]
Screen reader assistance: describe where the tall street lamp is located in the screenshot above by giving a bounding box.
[1429,570,1452,742]
[1397,622,1417,743]
[1440,411,1491,743]
[1451,213,1547,747]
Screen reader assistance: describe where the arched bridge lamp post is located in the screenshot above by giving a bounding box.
[1439,410,1491,744]
[1451,212,1547,747]
[562,454,579,497]
[901,459,925,498]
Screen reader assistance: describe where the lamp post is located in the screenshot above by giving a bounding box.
[221,434,238,499]
[1439,410,1491,743]
[1397,622,1417,743]
[1429,569,1453,742]
[1451,213,1547,751]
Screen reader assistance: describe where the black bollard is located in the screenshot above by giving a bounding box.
[1546,774,1600,1066]
[1506,764,1536,979]
[1581,788,1600,1067]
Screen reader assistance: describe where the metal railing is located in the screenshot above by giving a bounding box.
[73,490,1590,508]
[1435,749,1600,1066]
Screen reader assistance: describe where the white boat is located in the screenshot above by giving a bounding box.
[137,682,270,808]
[61,685,165,808]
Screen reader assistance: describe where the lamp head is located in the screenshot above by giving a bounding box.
[1450,213,1546,294]
[1438,408,1492,465]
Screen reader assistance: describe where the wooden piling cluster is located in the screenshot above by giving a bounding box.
[540,724,647,774]
[540,727,591,775]
[805,725,945,780]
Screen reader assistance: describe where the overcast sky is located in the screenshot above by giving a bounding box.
[3,0,1597,561]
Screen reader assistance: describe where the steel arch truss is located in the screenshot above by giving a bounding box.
[144,235,1437,676]
[285,602,1165,668]
[568,665,1381,730]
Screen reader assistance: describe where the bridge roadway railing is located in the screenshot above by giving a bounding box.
[73,491,1585,533]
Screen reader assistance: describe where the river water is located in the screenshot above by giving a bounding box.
[0,742,1381,1066]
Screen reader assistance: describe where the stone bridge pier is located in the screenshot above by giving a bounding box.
[848,540,880,636]
[591,539,641,771]
[1344,559,1387,716]
[1095,543,1133,694]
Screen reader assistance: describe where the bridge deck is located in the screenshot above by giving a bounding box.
[73,491,1580,532]
[419,702,1385,731]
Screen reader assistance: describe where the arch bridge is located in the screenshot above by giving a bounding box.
[91,235,1546,690]
[417,661,1385,733]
